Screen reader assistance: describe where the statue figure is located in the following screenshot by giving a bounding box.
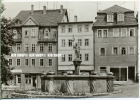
[73,42,80,58]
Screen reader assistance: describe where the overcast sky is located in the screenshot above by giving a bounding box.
[1,0,139,22]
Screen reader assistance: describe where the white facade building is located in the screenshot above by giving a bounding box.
[58,21,94,75]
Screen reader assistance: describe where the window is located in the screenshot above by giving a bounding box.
[68,39,73,47]
[9,59,12,66]
[17,59,20,66]
[61,26,65,33]
[13,29,17,39]
[61,39,65,47]
[49,59,52,66]
[44,29,49,37]
[98,30,102,38]
[25,44,29,51]
[100,48,105,56]
[31,44,35,51]
[121,47,126,55]
[107,14,114,22]
[113,47,118,55]
[117,14,124,22]
[31,29,36,36]
[68,54,72,61]
[25,59,28,66]
[121,28,127,37]
[25,75,31,84]
[17,75,21,83]
[103,30,108,38]
[128,46,135,55]
[40,43,44,52]
[9,46,13,52]
[100,67,107,73]
[40,59,43,66]
[32,59,35,66]
[85,25,89,32]
[79,54,82,60]
[78,25,82,33]
[16,43,21,51]
[68,26,72,33]
[78,39,82,46]
[85,39,89,46]
[25,30,29,37]
[62,54,65,62]
[48,43,53,52]
[85,53,89,61]
[113,29,119,37]
[129,28,135,37]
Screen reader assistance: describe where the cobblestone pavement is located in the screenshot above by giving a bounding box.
[98,83,139,98]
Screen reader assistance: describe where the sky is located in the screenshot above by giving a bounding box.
[1,0,139,22]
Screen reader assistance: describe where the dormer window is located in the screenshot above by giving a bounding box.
[117,14,124,22]
[107,14,114,22]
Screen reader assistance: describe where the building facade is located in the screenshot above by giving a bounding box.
[58,18,94,75]
[6,5,68,89]
[93,5,138,83]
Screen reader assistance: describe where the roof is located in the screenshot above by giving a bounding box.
[98,5,133,14]
[13,9,68,26]
[93,5,138,27]
[58,21,93,24]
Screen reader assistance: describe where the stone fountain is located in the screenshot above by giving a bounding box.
[41,37,114,95]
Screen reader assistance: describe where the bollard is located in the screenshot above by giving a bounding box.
[66,79,73,94]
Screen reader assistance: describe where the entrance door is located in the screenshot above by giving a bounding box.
[32,77,36,87]
[128,66,135,81]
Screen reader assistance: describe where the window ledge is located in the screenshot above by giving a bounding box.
[25,36,29,38]
[31,36,36,38]
[39,51,44,52]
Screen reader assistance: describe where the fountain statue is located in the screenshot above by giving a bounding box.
[72,35,82,75]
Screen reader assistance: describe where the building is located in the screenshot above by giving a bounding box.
[6,5,69,89]
[92,5,138,83]
[58,16,94,75]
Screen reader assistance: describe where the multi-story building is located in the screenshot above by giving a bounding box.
[93,5,138,83]
[6,5,69,89]
[58,16,93,75]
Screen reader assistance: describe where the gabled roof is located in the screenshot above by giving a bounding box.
[98,5,133,14]
[93,5,138,27]
[13,9,68,26]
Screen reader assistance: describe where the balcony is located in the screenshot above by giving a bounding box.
[38,38,57,43]
[13,34,22,43]
[38,34,57,43]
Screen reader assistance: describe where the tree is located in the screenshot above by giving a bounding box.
[1,4,15,85]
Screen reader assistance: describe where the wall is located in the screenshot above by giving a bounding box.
[94,26,138,73]
[58,23,94,71]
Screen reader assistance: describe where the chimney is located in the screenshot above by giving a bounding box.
[31,5,34,15]
[43,6,46,14]
[60,5,63,14]
[74,15,77,22]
